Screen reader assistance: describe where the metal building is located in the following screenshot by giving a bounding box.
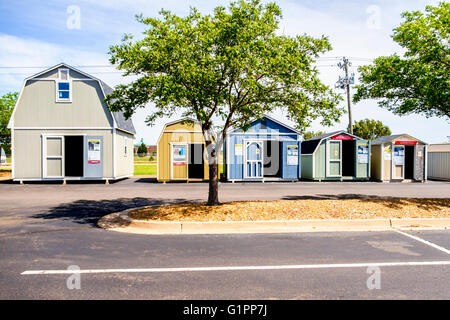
[371,134,427,182]
[427,143,450,181]
[224,116,301,182]
[301,131,370,181]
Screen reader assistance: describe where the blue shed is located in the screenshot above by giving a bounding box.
[224,115,301,182]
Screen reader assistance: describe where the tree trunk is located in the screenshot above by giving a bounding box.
[207,161,219,206]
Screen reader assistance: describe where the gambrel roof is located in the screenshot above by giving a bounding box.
[8,63,135,135]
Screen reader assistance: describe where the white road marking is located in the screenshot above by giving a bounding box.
[21,260,450,275]
[394,229,450,255]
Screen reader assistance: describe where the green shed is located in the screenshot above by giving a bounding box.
[301,131,370,181]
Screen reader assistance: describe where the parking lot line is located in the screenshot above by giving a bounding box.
[393,229,450,255]
[21,260,450,275]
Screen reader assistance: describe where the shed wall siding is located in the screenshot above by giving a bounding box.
[158,128,208,181]
[301,154,313,179]
[14,80,114,128]
[13,129,113,179]
[314,141,326,178]
[115,130,134,177]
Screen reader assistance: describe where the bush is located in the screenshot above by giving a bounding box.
[137,143,147,155]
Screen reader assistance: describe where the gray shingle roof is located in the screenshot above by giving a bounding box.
[371,134,404,145]
[371,134,427,145]
[100,81,136,134]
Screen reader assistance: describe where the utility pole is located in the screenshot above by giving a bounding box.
[336,57,355,134]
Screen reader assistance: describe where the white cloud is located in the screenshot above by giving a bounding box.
[0,0,448,144]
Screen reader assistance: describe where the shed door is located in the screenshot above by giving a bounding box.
[327,140,341,177]
[392,145,405,179]
[85,136,103,178]
[244,141,263,179]
[355,140,370,178]
[281,141,301,179]
[414,145,425,181]
[171,143,188,180]
[43,136,64,178]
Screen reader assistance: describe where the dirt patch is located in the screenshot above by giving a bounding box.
[129,198,450,222]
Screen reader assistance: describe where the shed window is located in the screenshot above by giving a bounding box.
[59,69,69,80]
[56,68,71,102]
[124,137,128,156]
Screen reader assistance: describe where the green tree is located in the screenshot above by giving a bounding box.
[106,0,343,205]
[353,119,391,140]
[354,2,449,118]
[137,142,148,155]
[303,131,324,140]
[0,92,18,155]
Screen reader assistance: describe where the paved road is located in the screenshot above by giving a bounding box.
[0,179,449,299]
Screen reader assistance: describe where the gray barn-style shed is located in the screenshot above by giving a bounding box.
[8,63,135,182]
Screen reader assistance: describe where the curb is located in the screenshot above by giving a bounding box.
[98,208,450,235]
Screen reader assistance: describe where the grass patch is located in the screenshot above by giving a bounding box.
[134,155,156,162]
[129,198,450,222]
[134,164,157,176]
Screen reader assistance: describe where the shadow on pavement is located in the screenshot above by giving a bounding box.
[282,194,392,200]
[32,197,197,226]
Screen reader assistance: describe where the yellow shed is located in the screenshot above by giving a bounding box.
[157,118,212,182]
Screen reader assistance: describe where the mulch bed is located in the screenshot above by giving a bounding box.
[129,199,450,222]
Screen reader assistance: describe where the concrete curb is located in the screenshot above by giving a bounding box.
[98,208,450,235]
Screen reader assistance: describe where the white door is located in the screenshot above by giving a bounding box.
[244,140,263,179]
[326,140,342,177]
[43,136,64,178]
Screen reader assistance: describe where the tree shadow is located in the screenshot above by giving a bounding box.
[282,194,392,200]
[32,197,199,227]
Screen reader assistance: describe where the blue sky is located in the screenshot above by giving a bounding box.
[0,0,448,144]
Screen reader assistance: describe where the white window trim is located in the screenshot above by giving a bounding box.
[59,68,70,80]
[42,135,65,178]
[326,140,342,177]
[124,137,128,157]
[56,68,72,103]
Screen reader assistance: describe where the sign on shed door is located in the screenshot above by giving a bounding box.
[85,136,103,178]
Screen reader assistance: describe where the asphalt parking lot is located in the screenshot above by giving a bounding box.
[0,179,449,299]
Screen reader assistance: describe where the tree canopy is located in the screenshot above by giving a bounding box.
[106,0,343,204]
[303,131,325,140]
[354,2,449,119]
[0,92,18,155]
[353,119,391,140]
